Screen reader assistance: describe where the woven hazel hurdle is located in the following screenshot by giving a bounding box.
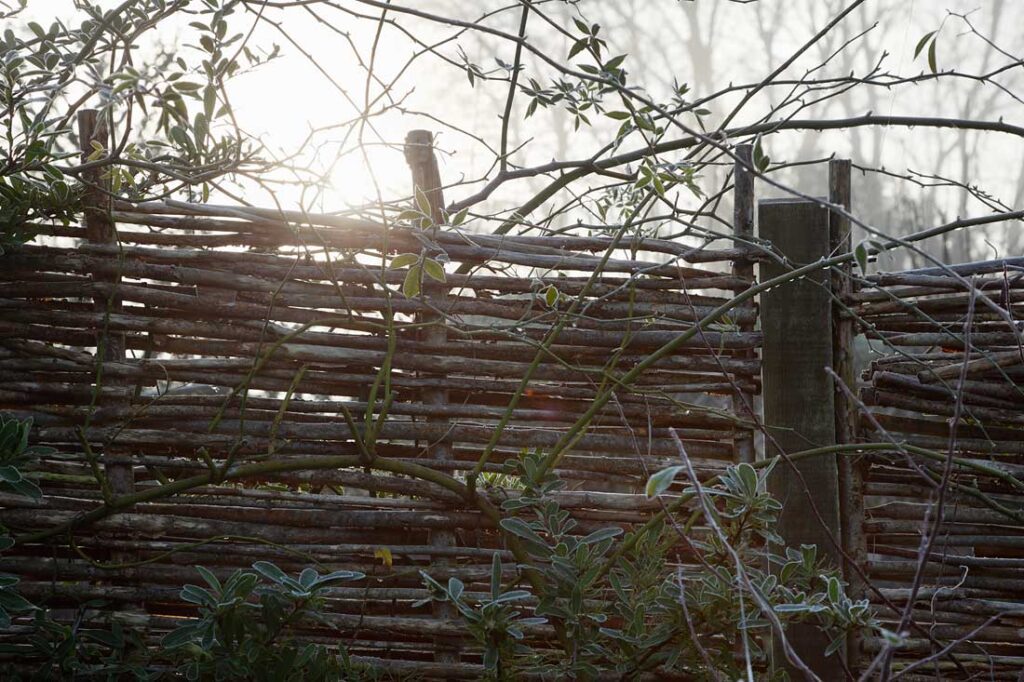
[852,260,1024,679]
[0,126,763,677]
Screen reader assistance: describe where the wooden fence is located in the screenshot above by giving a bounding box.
[0,121,1022,679]
[0,127,761,678]
[855,261,1024,680]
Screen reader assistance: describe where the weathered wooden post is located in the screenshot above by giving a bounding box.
[760,196,842,677]
[732,145,756,464]
[78,109,134,497]
[829,159,865,669]
[403,130,460,665]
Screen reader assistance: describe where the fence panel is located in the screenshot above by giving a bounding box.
[0,132,761,676]
[854,260,1024,678]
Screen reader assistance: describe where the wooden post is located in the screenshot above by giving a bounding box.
[78,109,134,497]
[732,145,756,464]
[404,130,460,665]
[829,159,865,669]
[760,198,842,677]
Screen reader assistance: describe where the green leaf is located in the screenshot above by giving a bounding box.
[390,253,419,270]
[826,575,842,604]
[314,569,364,587]
[492,589,532,604]
[299,567,318,589]
[447,577,464,601]
[580,527,623,545]
[195,565,220,592]
[423,258,446,283]
[825,633,846,657]
[402,265,421,298]
[415,187,433,217]
[603,54,627,71]
[396,209,423,223]
[3,478,41,500]
[913,31,936,59]
[0,588,33,612]
[450,207,469,226]
[0,466,22,483]
[927,38,938,73]
[490,552,502,600]
[544,285,559,307]
[161,623,201,649]
[652,174,665,197]
[193,112,208,142]
[736,462,758,496]
[16,420,29,454]
[645,465,685,498]
[180,584,215,607]
[499,517,547,549]
[854,241,869,274]
[567,38,589,60]
[774,603,816,613]
[252,560,288,585]
[753,136,771,172]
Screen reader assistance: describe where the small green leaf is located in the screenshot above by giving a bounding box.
[415,187,433,217]
[396,209,423,222]
[753,136,771,172]
[0,466,22,483]
[492,589,531,604]
[423,258,446,282]
[826,575,842,604]
[544,285,559,307]
[180,584,215,607]
[403,266,422,298]
[736,462,758,496]
[490,552,502,600]
[195,566,220,591]
[568,38,588,60]
[252,560,288,585]
[645,465,685,498]
[774,603,813,613]
[299,567,318,589]
[0,588,33,613]
[913,31,936,59]
[854,241,869,274]
[390,253,419,270]
[499,517,547,548]
[825,634,846,657]
[161,623,201,649]
[927,38,938,73]
[580,527,623,545]
[450,207,469,226]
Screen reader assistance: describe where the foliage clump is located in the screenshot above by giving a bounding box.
[414,451,884,680]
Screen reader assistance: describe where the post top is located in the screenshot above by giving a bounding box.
[404,130,436,166]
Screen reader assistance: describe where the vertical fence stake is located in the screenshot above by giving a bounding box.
[732,145,756,464]
[760,197,842,678]
[78,109,134,497]
[829,159,865,670]
[404,130,460,665]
